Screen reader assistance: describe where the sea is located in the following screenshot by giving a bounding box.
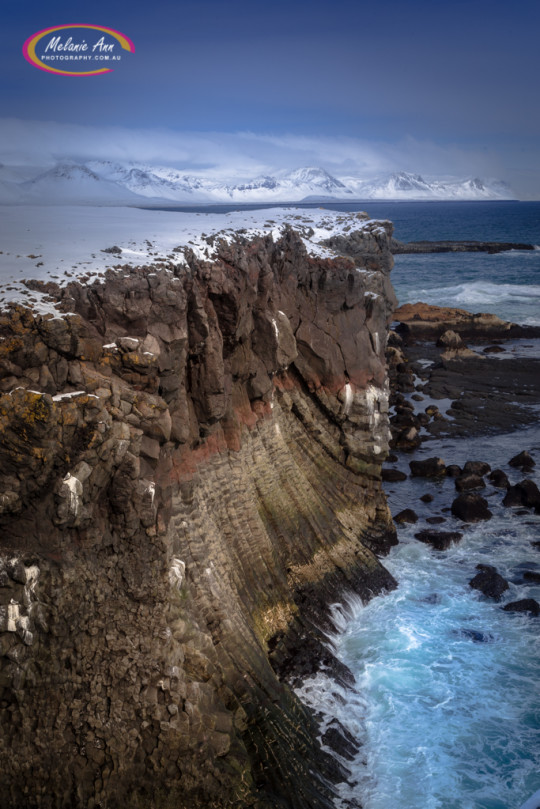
[289,200,540,809]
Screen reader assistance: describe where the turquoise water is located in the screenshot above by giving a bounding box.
[337,427,540,809]
[297,202,540,809]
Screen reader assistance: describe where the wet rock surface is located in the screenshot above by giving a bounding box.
[469,565,510,600]
[414,530,463,551]
[0,224,398,809]
[503,599,540,617]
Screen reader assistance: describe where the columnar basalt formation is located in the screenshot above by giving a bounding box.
[0,220,397,809]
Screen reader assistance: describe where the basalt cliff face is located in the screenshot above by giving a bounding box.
[0,220,397,809]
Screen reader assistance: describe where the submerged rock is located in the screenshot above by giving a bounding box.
[469,564,509,600]
[456,628,496,643]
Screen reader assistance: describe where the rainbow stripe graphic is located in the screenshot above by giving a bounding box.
[23,24,135,76]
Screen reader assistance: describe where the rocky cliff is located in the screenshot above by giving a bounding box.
[0,214,397,809]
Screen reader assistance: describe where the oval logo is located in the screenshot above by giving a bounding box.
[23,24,135,76]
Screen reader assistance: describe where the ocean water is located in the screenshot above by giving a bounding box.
[343,200,540,325]
[296,202,540,809]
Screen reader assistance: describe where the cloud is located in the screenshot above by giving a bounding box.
[0,118,537,197]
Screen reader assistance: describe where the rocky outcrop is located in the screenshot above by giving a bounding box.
[0,223,397,808]
[394,302,540,342]
[391,239,536,254]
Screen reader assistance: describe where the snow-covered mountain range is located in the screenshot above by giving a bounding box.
[0,162,515,205]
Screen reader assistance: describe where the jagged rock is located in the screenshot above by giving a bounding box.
[503,599,540,616]
[455,474,486,492]
[469,564,509,600]
[409,457,446,478]
[488,469,510,489]
[451,493,492,522]
[437,330,463,349]
[509,450,536,469]
[414,530,463,550]
[394,508,418,524]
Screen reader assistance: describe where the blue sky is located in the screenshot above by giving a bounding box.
[2,0,539,196]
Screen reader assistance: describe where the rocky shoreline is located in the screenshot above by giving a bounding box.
[384,300,540,618]
[390,239,537,254]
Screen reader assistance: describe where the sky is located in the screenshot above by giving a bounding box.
[1,0,539,197]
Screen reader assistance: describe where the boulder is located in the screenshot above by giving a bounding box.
[488,469,510,489]
[420,493,433,503]
[394,509,419,525]
[409,457,446,478]
[503,599,540,617]
[451,493,492,522]
[414,530,463,551]
[446,465,462,478]
[437,330,463,349]
[509,450,535,469]
[425,516,446,525]
[455,474,486,492]
[469,564,509,600]
[523,571,540,584]
[382,468,407,482]
[503,480,540,512]
[462,461,491,476]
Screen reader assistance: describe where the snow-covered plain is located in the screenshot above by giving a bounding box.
[0,204,385,314]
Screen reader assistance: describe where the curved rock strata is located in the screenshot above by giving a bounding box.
[0,222,397,808]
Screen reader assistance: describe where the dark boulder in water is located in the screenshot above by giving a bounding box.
[488,469,510,489]
[426,516,446,525]
[455,473,486,492]
[469,564,509,600]
[503,480,540,512]
[503,599,540,617]
[382,468,407,482]
[409,457,446,478]
[414,529,463,550]
[452,493,492,522]
[456,628,495,643]
[446,464,462,478]
[509,450,536,469]
[420,493,434,503]
[462,460,491,476]
[523,571,540,584]
[394,508,419,524]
